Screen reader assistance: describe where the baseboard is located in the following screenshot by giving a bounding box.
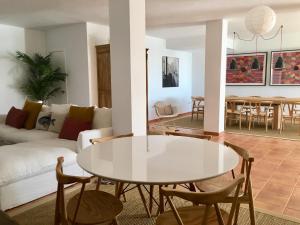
[148,112,191,124]
[204,131,224,136]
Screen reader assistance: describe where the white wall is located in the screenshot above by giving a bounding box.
[192,49,205,97]
[46,23,90,106]
[146,36,193,120]
[86,23,110,106]
[0,25,26,114]
[226,31,300,97]
[25,29,46,56]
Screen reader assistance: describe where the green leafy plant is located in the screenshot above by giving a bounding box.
[16,51,67,103]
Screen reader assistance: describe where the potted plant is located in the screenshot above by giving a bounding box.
[16,51,67,103]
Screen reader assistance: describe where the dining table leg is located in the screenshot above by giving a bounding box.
[149,185,154,214]
[158,185,164,214]
[137,185,151,218]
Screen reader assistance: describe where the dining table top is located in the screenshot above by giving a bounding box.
[77,135,239,185]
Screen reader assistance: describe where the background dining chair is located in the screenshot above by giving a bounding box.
[156,176,245,225]
[55,157,123,225]
[248,101,273,132]
[225,100,248,129]
[196,141,255,225]
[191,96,205,121]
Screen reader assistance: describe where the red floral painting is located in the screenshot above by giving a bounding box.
[226,53,267,86]
[271,50,300,85]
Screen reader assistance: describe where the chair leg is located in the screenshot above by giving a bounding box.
[233,202,241,225]
[96,177,101,191]
[248,183,256,225]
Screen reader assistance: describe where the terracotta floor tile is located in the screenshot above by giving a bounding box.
[283,208,300,220]
[254,200,285,214]
[269,171,299,186]
[286,188,300,211]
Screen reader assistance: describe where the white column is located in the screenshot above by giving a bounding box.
[204,20,228,134]
[109,0,147,135]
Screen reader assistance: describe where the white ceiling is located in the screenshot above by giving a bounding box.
[0,0,299,28]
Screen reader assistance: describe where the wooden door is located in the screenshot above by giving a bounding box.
[96,44,112,108]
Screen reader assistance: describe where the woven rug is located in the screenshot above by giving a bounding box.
[158,115,300,141]
[12,184,300,225]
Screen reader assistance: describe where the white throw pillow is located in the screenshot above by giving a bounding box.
[35,111,52,130]
[93,107,112,129]
[51,104,71,114]
[41,105,51,113]
[48,112,67,133]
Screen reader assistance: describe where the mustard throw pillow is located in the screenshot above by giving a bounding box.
[22,99,43,129]
[68,106,95,123]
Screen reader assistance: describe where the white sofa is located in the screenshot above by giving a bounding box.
[0,107,113,210]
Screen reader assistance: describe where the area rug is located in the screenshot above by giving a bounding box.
[158,115,300,141]
[12,184,300,225]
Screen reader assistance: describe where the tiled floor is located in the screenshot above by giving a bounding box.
[150,121,300,220]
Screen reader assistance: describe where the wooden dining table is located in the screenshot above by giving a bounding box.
[226,96,300,130]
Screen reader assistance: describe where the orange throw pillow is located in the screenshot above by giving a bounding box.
[68,106,94,123]
[22,99,43,129]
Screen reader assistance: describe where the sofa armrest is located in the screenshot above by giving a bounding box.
[0,114,6,124]
[77,127,113,153]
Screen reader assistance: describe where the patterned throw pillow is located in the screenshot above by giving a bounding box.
[35,111,52,130]
[48,112,67,133]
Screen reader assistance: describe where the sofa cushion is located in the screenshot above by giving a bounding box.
[0,124,58,144]
[51,104,71,114]
[59,118,91,141]
[35,111,52,130]
[0,138,77,186]
[48,112,67,133]
[22,100,42,130]
[68,106,94,123]
[93,107,112,129]
[5,107,28,129]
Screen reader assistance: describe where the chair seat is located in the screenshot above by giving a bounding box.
[67,190,123,225]
[156,205,228,225]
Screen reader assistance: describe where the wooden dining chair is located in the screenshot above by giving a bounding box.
[156,176,245,225]
[90,133,134,191]
[191,96,205,121]
[55,157,123,225]
[90,133,134,145]
[225,100,248,129]
[196,141,255,225]
[165,131,212,193]
[248,100,273,132]
[165,131,212,140]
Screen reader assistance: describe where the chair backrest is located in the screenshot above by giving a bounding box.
[165,131,212,140]
[225,100,245,114]
[224,141,254,196]
[90,133,134,144]
[161,176,245,225]
[55,157,91,225]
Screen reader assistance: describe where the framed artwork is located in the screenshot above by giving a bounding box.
[162,56,179,87]
[270,50,300,85]
[226,52,267,86]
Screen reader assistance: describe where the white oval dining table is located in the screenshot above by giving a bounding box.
[77,135,239,185]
